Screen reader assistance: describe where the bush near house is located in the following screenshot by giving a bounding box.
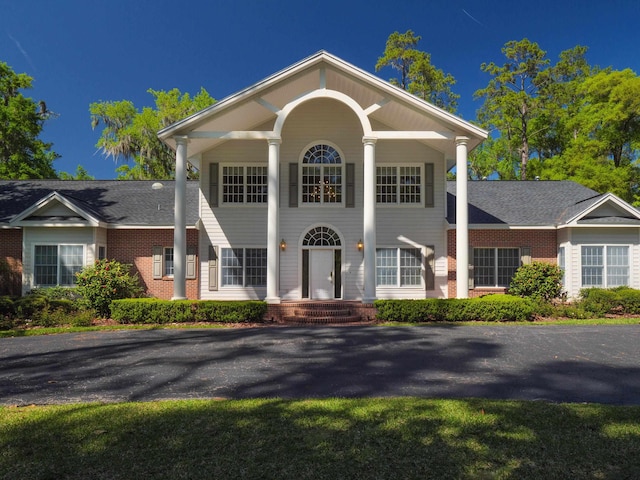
[75,259,143,318]
[110,299,267,324]
[375,295,537,323]
[579,287,640,316]
[509,262,564,302]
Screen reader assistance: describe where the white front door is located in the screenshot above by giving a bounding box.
[310,250,334,299]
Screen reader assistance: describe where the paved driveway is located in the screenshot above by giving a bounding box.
[1,325,639,405]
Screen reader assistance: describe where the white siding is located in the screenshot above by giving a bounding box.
[198,98,448,300]
[561,227,640,298]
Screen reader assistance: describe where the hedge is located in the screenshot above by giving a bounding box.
[375,295,537,323]
[110,299,267,324]
[579,287,640,316]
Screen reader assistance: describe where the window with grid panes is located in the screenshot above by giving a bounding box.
[301,144,342,204]
[376,165,421,204]
[473,247,520,287]
[581,245,629,287]
[221,248,267,287]
[376,248,423,287]
[34,245,84,287]
[222,165,267,204]
[164,247,174,276]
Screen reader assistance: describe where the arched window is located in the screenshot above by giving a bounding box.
[303,226,342,246]
[301,144,343,204]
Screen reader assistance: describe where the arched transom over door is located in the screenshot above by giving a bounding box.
[302,226,342,300]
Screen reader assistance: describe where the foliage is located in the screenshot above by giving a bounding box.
[110,298,267,324]
[578,287,640,316]
[376,30,459,112]
[375,295,537,323]
[509,262,564,302]
[0,61,58,179]
[58,165,95,180]
[75,259,142,318]
[90,88,215,179]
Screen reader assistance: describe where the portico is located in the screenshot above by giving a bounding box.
[159,51,486,304]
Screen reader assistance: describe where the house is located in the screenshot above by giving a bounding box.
[1,51,640,304]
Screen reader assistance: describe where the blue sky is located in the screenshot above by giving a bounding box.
[2,0,639,179]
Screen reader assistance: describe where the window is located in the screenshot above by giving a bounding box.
[581,245,629,287]
[221,165,267,204]
[376,165,422,204]
[34,245,84,287]
[221,248,267,287]
[473,248,520,287]
[301,144,342,204]
[376,247,422,287]
[164,247,174,276]
[98,245,107,260]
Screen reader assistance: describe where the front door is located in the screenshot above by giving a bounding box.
[310,250,334,299]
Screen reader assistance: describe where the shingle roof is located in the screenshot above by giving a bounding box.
[446,180,603,226]
[0,180,199,226]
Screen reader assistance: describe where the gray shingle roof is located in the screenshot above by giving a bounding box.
[0,180,199,226]
[446,180,603,226]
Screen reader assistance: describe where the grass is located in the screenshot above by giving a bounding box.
[1,316,638,338]
[1,397,639,479]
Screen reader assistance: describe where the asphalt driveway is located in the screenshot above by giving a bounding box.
[1,325,639,405]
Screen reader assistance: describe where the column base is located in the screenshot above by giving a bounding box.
[171,296,188,301]
[265,296,281,304]
[362,297,377,305]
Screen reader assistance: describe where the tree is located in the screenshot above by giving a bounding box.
[59,165,95,180]
[474,39,550,180]
[0,61,58,179]
[376,30,459,112]
[90,88,215,179]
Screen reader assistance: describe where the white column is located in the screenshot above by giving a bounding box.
[363,137,377,303]
[172,135,188,300]
[266,138,281,304]
[456,136,470,299]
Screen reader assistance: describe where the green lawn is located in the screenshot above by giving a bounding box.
[2,398,639,479]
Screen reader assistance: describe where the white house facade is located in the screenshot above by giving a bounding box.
[158,51,487,304]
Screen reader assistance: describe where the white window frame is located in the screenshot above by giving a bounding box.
[220,164,268,205]
[376,164,423,206]
[581,245,630,288]
[221,247,267,287]
[473,247,521,288]
[299,142,344,206]
[558,246,566,286]
[375,247,424,287]
[33,244,85,287]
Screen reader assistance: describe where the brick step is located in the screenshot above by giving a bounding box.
[282,315,363,325]
[294,308,352,317]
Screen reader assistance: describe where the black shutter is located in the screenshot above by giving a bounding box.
[346,163,355,208]
[424,163,434,208]
[210,163,219,208]
[289,163,298,208]
[425,245,435,290]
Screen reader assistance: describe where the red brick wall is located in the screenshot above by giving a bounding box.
[107,229,199,300]
[447,229,557,298]
[0,229,23,295]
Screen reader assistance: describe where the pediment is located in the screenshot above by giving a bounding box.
[568,194,640,226]
[10,191,103,226]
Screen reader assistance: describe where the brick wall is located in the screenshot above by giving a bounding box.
[447,228,557,298]
[0,229,23,295]
[107,229,199,300]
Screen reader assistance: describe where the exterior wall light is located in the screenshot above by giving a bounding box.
[280,239,287,251]
[357,239,364,252]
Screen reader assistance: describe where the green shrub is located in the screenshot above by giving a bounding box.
[75,259,143,318]
[15,294,47,320]
[509,262,563,302]
[579,288,621,316]
[0,296,15,317]
[375,295,536,323]
[70,310,95,327]
[111,299,267,324]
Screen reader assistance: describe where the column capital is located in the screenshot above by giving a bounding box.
[362,136,378,145]
[267,137,282,145]
[174,135,189,146]
[455,136,470,146]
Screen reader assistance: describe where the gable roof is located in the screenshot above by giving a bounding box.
[158,51,487,162]
[0,180,199,227]
[445,180,636,227]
